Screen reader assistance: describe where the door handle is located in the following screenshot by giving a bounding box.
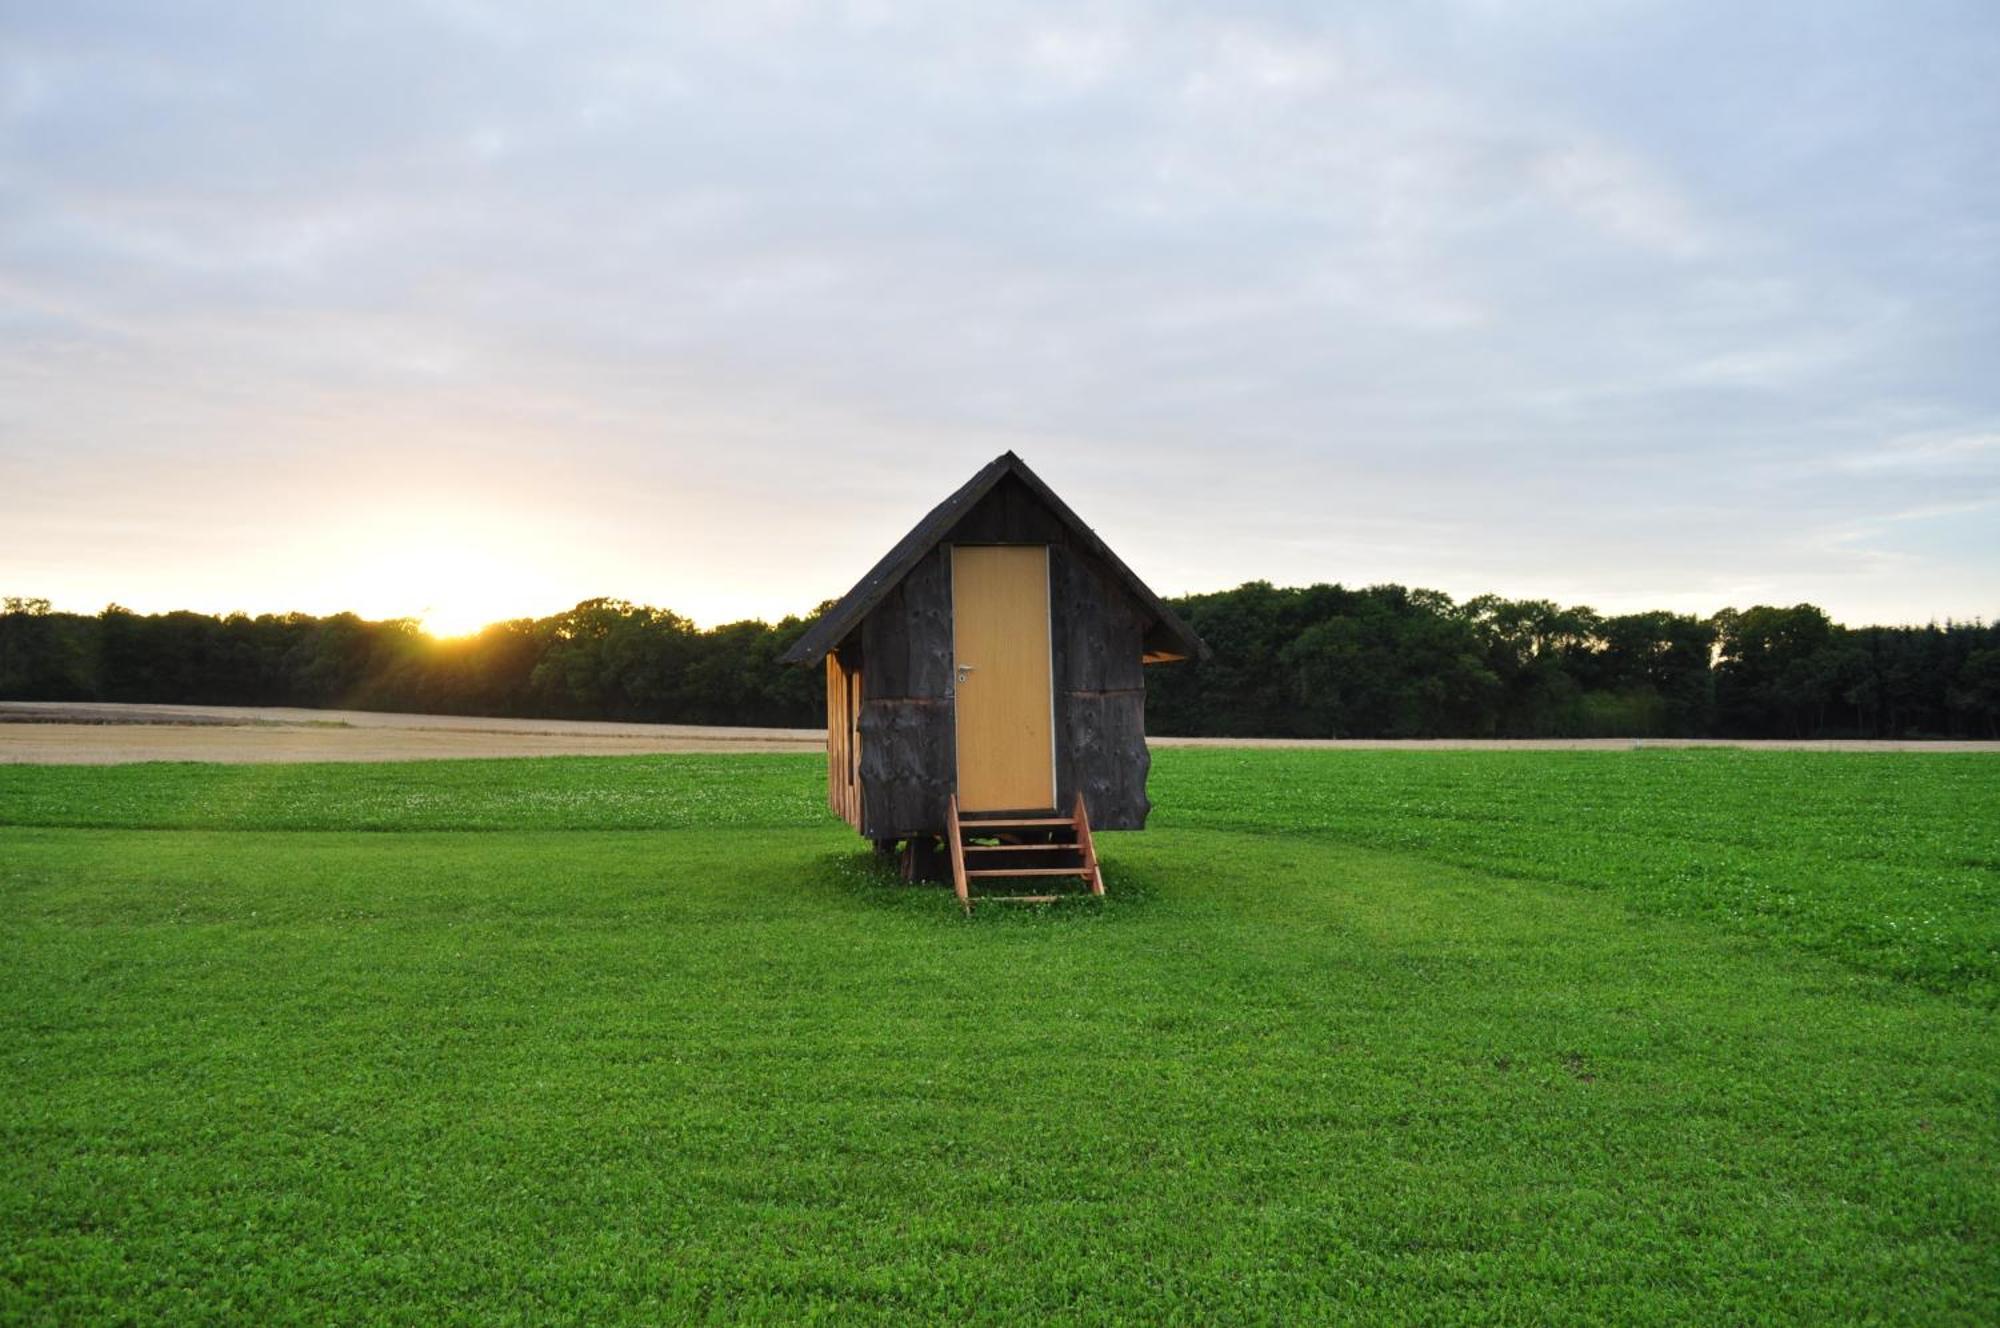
[956,664,975,684]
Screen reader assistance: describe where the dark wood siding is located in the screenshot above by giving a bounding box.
[1049,544,1150,829]
[856,547,956,839]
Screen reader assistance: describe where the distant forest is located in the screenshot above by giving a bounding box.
[3,587,1997,739]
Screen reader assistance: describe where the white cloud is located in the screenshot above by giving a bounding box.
[1,0,1996,626]
[1837,432,2000,474]
[1530,141,1709,258]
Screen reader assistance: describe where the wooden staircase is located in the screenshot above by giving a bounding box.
[946,792,1104,913]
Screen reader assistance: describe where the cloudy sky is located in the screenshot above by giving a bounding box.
[3,1,1996,633]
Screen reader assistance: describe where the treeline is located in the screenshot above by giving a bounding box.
[0,598,826,727]
[1145,584,1999,740]
[3,587,1996,739]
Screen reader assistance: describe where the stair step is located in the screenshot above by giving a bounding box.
[949,792,1102,913]
[962,842,1076,853]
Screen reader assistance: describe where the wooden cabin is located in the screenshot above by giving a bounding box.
[781,452,1207,907]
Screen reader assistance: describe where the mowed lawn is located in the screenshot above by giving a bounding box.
[1,752,1995,1324]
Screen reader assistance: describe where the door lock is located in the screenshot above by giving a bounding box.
[956,664,975,684]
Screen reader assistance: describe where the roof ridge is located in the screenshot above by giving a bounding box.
[779,453,1207,667]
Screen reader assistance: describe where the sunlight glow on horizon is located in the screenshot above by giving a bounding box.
[12,476,1994,636]
[7,490,856,637]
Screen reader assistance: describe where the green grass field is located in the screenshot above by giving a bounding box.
[3,750,1995,1324]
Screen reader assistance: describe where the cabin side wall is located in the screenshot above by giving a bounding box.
[824,650,863,830]
[852,473,1154,838]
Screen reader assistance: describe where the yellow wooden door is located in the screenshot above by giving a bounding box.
[951,545,1055,812]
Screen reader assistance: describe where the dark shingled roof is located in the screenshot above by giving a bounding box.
[781,451,1209,667]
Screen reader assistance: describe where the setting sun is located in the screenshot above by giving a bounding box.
[418,603,507,639]
[339,532,564,640]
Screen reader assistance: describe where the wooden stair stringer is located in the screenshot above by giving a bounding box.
[1073,791,1105,897]
[946,793,971,914]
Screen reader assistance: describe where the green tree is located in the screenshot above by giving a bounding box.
[1949,648,2000,738]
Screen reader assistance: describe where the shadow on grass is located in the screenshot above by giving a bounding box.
[806,845,1166,925]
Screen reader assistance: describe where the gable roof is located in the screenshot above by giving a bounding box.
[781,451,1209,667]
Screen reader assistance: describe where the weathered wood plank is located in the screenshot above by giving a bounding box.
[825,653,843,819]
[860,581,909,701]
[902,548,954,700]
[944,473,1068,545]
[857,697,954,838]
[1061,689,1150,829]
[823,648,868,829]
[844,659,863,827]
